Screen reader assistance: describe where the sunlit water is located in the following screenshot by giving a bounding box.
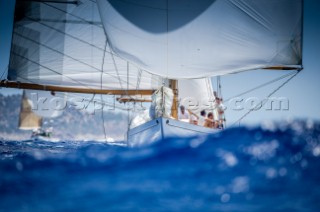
[1,120,320,211]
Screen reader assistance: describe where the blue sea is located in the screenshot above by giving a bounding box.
[1,120,320,211]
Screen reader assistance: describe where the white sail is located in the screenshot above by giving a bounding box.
[97,0,302,78]
[9,0,162,91]
[19,91,42,130]
[178,78,215,114]
[6,0,303,118]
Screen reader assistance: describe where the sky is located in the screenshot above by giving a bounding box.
[0,0,319,126]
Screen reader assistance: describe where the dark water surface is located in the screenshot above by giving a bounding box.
[1,120,320,211]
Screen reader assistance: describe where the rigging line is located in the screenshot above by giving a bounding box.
[204,78,211,100]
[204,78,214,113]
[216,77,218,96]
[13,32,126,83]
[0,65,8,80]
[224,71,297,102]
[217,76,222,97]
[110,48,124,90]
[135,68,142,96]
[166,0,169,78]
[100,39,107,140]
[62,92,131,111]
[300,0,304,66]
[209,78,215,102]
[11,52,97,91]
[126,61,129,96]
[42,2,103,28]
[218,76,222,98]
[21,18,101,25]
[23,0,79,4]
[22,17,107,52]
[126,61,130,135]
[231,70,301,127]
[211,77,216,97]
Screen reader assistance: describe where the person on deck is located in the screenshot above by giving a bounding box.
[204,112,215,128]
[186,109,199,125]
[178,105,190,121]
[198,110,206,126]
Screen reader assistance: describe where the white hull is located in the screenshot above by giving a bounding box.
[128,117,217,147]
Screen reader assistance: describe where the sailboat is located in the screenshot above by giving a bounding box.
[18,90,63,141]
[19,90,51,141]
[19,90,43,134]
[0,0,303,146]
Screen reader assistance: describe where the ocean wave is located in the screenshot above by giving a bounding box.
[0,119,320,211]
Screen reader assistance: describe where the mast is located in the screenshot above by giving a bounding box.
[169,79,178,119]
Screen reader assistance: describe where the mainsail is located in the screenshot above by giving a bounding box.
[178,78,215,113]
[8,0,162,93]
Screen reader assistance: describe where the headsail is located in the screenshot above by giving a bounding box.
[19,91,42,130]
[97,0,303,78]
[24,90,65,118]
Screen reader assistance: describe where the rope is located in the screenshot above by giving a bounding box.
[110,48,124,90]
[0,65,8,80]
[101,39,107,140]
[166,0,169,78]
[126,61,130,137]
[231,70,301,127]
[218,76,222,98]
[135,68,142,95]
[224,71,297,102]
